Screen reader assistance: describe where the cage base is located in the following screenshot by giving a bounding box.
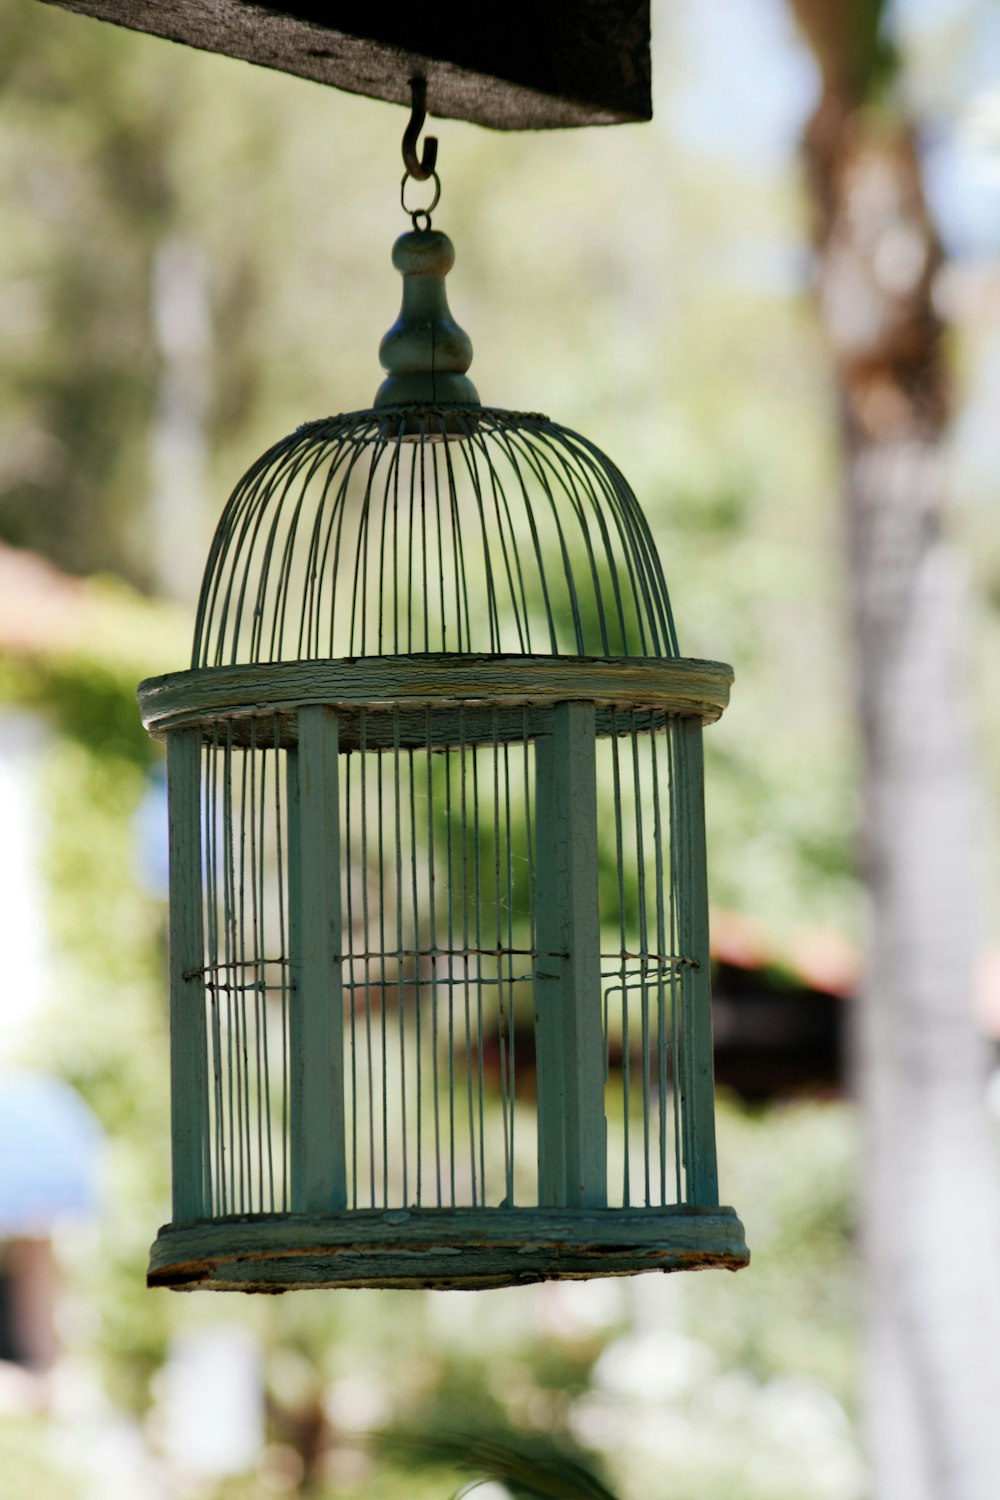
[148,1205,749,1291]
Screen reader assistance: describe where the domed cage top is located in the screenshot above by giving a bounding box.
[139,227,749,1291]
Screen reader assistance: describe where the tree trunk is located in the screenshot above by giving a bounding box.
[789,7,1000,1496]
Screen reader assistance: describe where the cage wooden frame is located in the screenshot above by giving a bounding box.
[141,405,749,1291]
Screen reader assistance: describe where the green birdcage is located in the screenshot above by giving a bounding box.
[139,170,749,1291]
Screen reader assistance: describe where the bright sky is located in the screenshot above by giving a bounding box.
[662,0,1000,259]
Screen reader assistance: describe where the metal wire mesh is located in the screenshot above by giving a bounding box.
[193,702,695,1218]
[193,407,678,668]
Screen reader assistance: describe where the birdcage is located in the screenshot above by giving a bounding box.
[139,212,749,1291]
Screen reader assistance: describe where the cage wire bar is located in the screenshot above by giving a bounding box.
[141,226,748,1291]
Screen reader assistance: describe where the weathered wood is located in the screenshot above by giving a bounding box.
[147,1203,750,1290]
[534,703,607,1208]
[41,0,651,130]
[166,729,211,1222]
[138,654,734,739]
[375,229,480,409]
[286,707,347,1212]
[133,704,692,754]
[672,722,720,1206]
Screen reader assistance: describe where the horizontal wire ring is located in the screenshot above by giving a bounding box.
[401,168,441,228]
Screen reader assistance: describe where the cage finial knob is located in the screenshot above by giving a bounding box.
[374,228,481,409]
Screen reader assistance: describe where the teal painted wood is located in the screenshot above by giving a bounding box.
[534,703,607,1208]
[148,1204,749,1291]
[374,229,481,409]
[138,705,682,755]
[286,707,347,1212]
[137,654,734,740]
[673,722,720,1207]
[166,729,211,1223]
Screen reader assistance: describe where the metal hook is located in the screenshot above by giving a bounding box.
[402,76,438,182]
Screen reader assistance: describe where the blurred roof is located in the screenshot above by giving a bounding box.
[0,542,89,656]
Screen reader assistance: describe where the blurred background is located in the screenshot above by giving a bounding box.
[1,0,999,1495]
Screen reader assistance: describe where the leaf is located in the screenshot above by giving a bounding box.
[379,1432,622,1500]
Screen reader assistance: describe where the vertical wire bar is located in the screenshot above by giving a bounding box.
[450,440,501,651]
[273,718,290,1210]
[609,714,630,1207]
[648,720,670,1206]
[376,731,389,1206]
[500,720,515,1200]
[393,710,408,1204]
[534,702,607,1208]
[426,707,442,1205]
[443,739,457,1205]
[248,720,265,1212]
[468,429,534,651]
[419,441,431,652]
[471,723,487,1202]
[310,452,358,660]
[222,725,240,1213]
[322,450,366,659]
[667,722,683,1204]
[439,442,470,652]
[406,444,416,652]
[349,452,377,656]
[432,443,449,650]
[256,724,276,1214]
[493,708,511,1203]
[629,712,652,1207]
[166,729,211,1223]
[408,744,422,1206]
[672,720,720,1205]
[344,743,358,1209]
[520,705,535,1202]
[286,706,348,1212]
[458,435,527,651]
[359,710,376,1207]
[237,731,253,1210]
[458,709,478,1205]
[206,731,225,1214]
[389,439,401,652]
[263,447,331,663]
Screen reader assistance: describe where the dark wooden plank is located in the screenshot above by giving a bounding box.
[41,0,651,129]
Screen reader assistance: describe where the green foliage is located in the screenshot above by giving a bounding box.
[382,1434,619,1500]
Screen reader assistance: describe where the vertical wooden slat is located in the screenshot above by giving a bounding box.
[287,706,347,1213]
[167,728,210,1223]
[534,702,607,1208]
[673,719,720,1206]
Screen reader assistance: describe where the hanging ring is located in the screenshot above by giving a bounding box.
[400,169,441,230]
[402,76,438,181]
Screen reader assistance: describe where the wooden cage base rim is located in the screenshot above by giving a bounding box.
[148,1205,750,1291]
[139,653,734,740]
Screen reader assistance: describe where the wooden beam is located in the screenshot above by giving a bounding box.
[41,0,651,129]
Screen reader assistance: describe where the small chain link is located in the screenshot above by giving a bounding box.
[400,169,441,229]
